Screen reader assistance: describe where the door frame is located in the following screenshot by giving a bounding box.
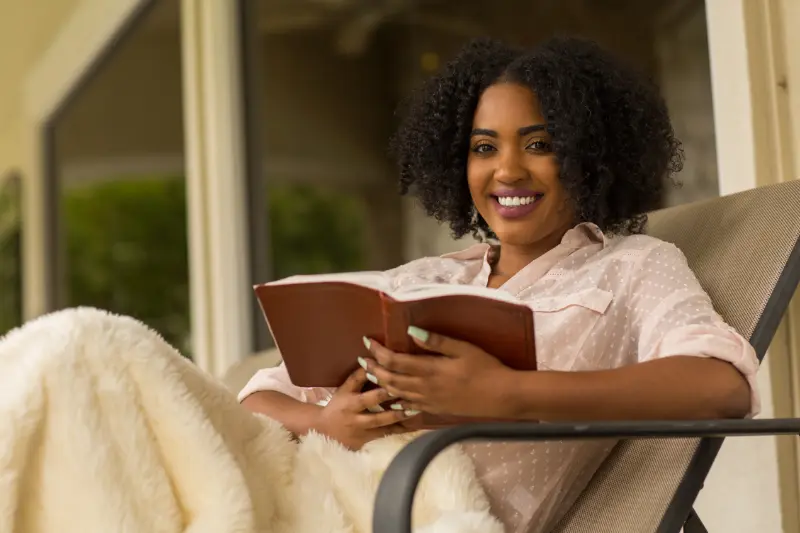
[21,0,255,375]
[706,0,800,531]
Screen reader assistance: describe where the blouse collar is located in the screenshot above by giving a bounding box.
[440,222,607,261]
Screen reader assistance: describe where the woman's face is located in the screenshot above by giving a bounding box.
[467,83,575,249]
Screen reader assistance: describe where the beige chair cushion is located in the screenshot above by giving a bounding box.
[553,180,800,532]
[222,348,282,393]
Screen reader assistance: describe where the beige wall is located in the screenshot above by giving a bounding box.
[0,0,84,172]
[780,0,800,179]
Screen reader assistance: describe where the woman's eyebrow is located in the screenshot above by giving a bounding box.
[470,128,496,137]
[518,124,547,136]
[470,124,548,138]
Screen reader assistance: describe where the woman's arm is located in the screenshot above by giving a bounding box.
[362,328,755,422]
[499,355,751,422]
[362,243,759,422]
[242,390,323,436]
[242,370,417,450]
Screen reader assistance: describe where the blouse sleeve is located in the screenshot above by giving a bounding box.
[628,242,760,416]
[237,362,332,405]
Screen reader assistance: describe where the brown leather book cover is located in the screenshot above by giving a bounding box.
[254,273,535,428]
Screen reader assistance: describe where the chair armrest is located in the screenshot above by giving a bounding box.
[372,418,800,533]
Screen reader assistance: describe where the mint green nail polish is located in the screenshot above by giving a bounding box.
[404,409,420,417]
[362,336,371,349]
[366,373,378,384]
[357,356,367,370]
[390,403,403,410]
[407,326,429,342]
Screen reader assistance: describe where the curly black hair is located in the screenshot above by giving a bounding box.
[390,36,684,238]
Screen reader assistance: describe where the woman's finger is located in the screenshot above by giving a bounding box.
[362,339,436,375]
[406,326,480,358]
[355,408,420,429]
[369,364,426,395]
[338,367,369,393]
[354,387,392,411]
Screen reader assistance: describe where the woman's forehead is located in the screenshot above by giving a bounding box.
[473,83,545,126]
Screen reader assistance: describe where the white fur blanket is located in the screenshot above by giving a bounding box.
[0,308,503,533]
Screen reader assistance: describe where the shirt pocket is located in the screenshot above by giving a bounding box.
[530,287,613,371]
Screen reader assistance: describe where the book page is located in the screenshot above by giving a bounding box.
[262,271,522,305]
[262,271,392,293]
[391,283,521,304]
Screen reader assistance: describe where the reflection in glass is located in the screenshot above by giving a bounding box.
[49,0,191,354]
[245,0,717,351]
[246,0,720,266]
[62,176,190,351]
[269,184,368,279]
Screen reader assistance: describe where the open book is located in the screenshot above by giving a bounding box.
[254,271,536,427]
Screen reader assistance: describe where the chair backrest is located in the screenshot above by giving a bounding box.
[552,180,800,533]
[222,348,282,392]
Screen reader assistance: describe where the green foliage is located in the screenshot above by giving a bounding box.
[269,185,367,279]
[62,177,192,353]
[0,178,22,336]
[57,177,367,356]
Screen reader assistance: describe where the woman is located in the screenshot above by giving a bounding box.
[240,37,758,531]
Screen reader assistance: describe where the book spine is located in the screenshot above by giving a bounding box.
[379,293,413,353]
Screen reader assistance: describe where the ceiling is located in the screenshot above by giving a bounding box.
[142,0,689,55]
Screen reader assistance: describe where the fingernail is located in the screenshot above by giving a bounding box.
[390,403,403,410]
[404,409,420,417]
[366,373,379,384]
[357,356,368,370]
[362,336,371,349]
[387,390,398,397]
[407,326,429,342]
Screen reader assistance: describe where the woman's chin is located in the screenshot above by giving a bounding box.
[491,229,543,248]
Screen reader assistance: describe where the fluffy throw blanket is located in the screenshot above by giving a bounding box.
[0,308,503,533]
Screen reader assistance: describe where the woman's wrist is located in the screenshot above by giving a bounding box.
[489,368,545,420]
[242,390,324,436]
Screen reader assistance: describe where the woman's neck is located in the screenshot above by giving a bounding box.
[492,226,571,279]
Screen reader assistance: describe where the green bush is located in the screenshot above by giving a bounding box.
[269,184,366,279]
[0,178,22,336]
[60,177,367,356]
[63,177,192,353]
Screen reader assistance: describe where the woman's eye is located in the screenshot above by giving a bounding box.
[527,140,551,152]
[471,143,495,154]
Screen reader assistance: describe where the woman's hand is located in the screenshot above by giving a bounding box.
[312,367,418,450]
[360,326,516,418]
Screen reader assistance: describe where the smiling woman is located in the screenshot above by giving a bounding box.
[240,36,756,533]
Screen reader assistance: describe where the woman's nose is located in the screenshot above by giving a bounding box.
[494,151,528,184]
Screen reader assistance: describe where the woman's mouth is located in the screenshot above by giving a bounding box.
[491,193,544,219]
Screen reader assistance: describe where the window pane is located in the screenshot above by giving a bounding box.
[49,0,191,355]
[0,173,22,335]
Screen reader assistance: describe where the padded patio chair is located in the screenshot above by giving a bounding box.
[373,179,800,533]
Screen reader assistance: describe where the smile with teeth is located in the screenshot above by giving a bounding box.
[495,194,543,207]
